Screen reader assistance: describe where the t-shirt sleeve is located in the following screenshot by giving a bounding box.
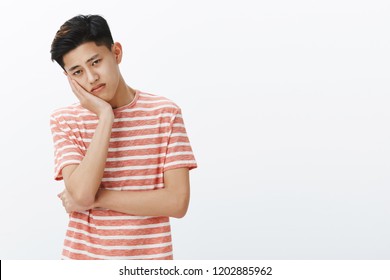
[50,114,84,181]
[163,108,198,172]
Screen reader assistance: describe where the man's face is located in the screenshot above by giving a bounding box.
[63,41,121,102]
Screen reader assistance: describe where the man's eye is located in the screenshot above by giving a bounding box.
[92,59,101,66]
[73,70,82,76]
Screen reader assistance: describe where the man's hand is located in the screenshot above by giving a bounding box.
[58,189,93,213]
[57,77,115,209]
[67,76,113,119]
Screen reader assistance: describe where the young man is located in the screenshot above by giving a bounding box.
[50,14,197,260]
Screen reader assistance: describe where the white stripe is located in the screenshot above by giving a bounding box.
[101,173,163,182]
[59,135,86,142]
[108,142,166,152]
[122,104,178,113]
[112,122,171,132]
[56,144,86,152]
[52,95,181,118]
[53,149,192,173]
[53,134,185,149]
[102,183,164,191]
[104,163,163,172]
[53,138,67,146]
[173,123,185,127]
[55,113,175,126]
[137,99,172,104]
[65,236,172,250]
[89,214,155,220]
[70,217,170,230]
[55,119,97,125]
[67,226,171,240]
[60,127,89,133]
[62,246,173,260]
[166,151,194,158]
[52,105,80,115]
[140,93,168,99]
[57,104,178,116]
[66,132,170,143]
[55,160,81,175]
[73,211,156,220]
[169,133,188,138]
[109,132,170,142]
[61,122,171,134]
[56,152,82,162]
[106,153,165,162]
[57,112,95,118]
[113,113,174,122]
[167,142,191,148]
[52,132,67,137]
[164,160,197,168]
[56,159,81,167]
[55,130,180,143]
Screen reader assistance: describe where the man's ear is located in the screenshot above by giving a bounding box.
[112,42,123,63]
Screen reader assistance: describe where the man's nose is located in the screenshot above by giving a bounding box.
[86,69,99,84]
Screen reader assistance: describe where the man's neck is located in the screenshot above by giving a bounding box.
[110,77,135,109]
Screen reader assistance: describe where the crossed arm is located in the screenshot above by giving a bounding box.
[58,78,191,219]
[59,165,190,218]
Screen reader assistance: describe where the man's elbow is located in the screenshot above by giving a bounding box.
[69,189,96,208]
[75,194,95,208]
[171,194,189,219]
[65,179,97,208]
[172,208,187,219]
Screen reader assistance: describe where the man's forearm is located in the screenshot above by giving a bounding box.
[66,111,114,206]
[93,168,191,218]
[94,188,188,218]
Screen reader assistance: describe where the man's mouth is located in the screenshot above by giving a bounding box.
[91,84,106,93]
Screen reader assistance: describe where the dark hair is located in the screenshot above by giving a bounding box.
[50,14,114,69]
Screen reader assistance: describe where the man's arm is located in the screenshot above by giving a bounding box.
[61,78,114,207]
[93,168,191,218]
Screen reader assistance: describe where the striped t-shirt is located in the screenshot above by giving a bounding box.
[50,89,197,260]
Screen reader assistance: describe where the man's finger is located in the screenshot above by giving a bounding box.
[70,77,89,96]
[67,76,80,97]
[67,77,86,100]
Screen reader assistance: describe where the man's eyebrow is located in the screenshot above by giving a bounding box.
[67,54,100,72]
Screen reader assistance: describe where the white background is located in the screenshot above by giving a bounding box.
[0,0,389,259]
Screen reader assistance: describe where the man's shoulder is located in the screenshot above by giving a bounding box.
[137,90,181,111]
[50,102,85,121]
